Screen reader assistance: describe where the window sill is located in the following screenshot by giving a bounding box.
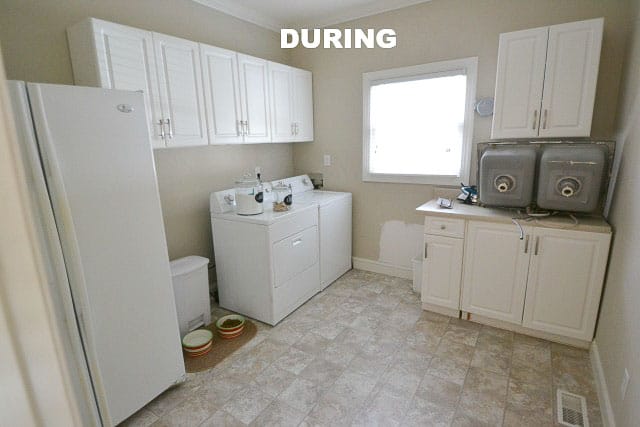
[362,172,466,186]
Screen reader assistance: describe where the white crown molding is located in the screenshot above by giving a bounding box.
[300,0,433,29]
[192,0,284,32]
[192,0,433,33]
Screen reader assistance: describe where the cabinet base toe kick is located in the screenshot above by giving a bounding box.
[461,311,592,349]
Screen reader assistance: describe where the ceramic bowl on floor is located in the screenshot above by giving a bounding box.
[216,314,245,332]
[183,340,212,353]
[182,329,213,350]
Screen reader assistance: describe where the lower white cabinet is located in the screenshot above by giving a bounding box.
[418,206,611,344]
[422,234,463,311]
[460,219,610,341]
[461,222,531,324]
[522,228,610,340]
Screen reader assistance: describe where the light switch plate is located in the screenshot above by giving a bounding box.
[323,154,331,166]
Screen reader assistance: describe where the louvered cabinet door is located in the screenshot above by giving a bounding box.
[522,228,610,340]
[68,18,165,147]
[153,33,208,147]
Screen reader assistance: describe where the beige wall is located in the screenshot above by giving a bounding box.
[290,0,631,266]
[0,0,294,261]
[595,3,640,425]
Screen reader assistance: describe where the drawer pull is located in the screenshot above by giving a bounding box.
[424,242,428,259]
[524,235,530,254]
[534,236,540,255]
[292,238,303,247]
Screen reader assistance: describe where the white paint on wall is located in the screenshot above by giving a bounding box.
[378,220,423,269]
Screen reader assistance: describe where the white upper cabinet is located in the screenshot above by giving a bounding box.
[539,19,603,137]
[268,62,296,142]
[461,221,531,324]
[68,18,314,146]
[67,18,164,147]
[153,33,207,148]
[491,18,603,139]
[268,63,314,143]
[292,69,314,142]
[522,228,610,340]
[491,27,548,139]
[238,54,271,143]
[200,44,243,144]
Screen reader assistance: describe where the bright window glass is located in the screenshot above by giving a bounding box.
[369,75,466,175]
[363,58,477,185]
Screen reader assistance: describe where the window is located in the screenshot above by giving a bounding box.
[362,57,477,185]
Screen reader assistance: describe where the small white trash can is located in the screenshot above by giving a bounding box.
[170,256,211,338]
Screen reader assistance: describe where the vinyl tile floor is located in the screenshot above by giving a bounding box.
[121,269,602,427]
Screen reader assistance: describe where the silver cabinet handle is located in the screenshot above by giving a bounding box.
[532,110,538,130]
[424,242,428,259]
[242,121,248,136]
[236,120,242,136]
[524,235,530,254]
[542,109,548,130]
[295,123,299,135]
[291,123,295,136]
[534,236,540,255]
[165,118,173,139]
[157,119,166,139]
[292,238,302,247]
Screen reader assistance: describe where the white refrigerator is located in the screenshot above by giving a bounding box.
[9,82,185,426]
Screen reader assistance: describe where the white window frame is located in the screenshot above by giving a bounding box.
[362,57,478,185]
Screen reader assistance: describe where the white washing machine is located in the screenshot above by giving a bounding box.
[210,184,320,325]
[273,175,352,290]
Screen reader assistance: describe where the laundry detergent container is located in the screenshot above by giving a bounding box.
[170,256,211,338]
[479,146,537,208]
[536,145,607,213]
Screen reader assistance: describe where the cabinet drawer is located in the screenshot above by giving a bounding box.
[424,217,465,238]
[273,226,318,288]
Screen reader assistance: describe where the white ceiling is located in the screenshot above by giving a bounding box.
[193,0,433,32]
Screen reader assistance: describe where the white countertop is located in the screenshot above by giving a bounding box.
[416,199,611,233]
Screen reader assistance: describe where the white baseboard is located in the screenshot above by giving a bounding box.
[352,257,412,279]
[590,340,615,427]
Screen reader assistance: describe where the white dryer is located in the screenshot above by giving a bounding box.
[274,175,352,290]
[210,185,320,325]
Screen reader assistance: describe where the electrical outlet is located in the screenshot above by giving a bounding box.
[255,166,262,176]
[323,154,331,166]
[621,368,630,400]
